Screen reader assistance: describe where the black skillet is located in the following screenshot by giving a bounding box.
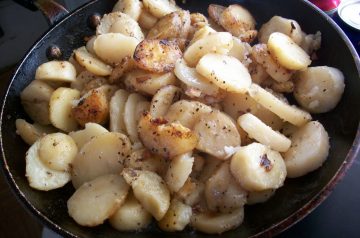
[1,0,359,237]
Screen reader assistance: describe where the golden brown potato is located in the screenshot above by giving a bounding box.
[72,88,109,126]
[108,56,136,84]
[133,39,182,73]
[147,10,191,40]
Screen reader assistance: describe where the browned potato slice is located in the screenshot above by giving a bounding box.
[205,162,247,212]
[71,71,107,92]
[193,110,241,159]
[133,39,182,73]
[108,56,136,84]
[158,198,192,232]
[138,112,198,157]
[150,85,182,118]
[124,149,168,176]
[207,4,225,25]
[147,10,191,40]
[72,88,109,126]
[68,174,129,226]
[71,132,131,188]
[122,169,170,221]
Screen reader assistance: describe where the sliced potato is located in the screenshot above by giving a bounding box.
[150,85,181,118]
[124,149,168,175]
[68,53,86,75]
[124,70,177,96]
[158,198,192,232]
[38,133,78,172]
[284,121,330,178]
[184,32,233,67]
[191,207,244,234]
[25,140,71,191]
[230,142,287,191]
[109,192,152,231]
[165,100,212,129]
[124,93,147,143]
[133,39,182,73]
[205,162,247,212]
[94,33,139,65]
[72,88,109,127]
[138,112,198,157]
[207,4,225,25]
[165,152,194,192]
[228,37,251,65]
[112,0,142,20]
[196,53,252,93]
[74,47,113,76]
[138,9,158,30]
[268,32,311,70]
[147,10,191,40]
[49,87,80,132]
[258,16,303,45]
[69,122,108,149]
[68,174,129,226]
[294,66,345,113]
[108,56,136,84]
[16,119,55,145]
[122,169,170,220]
[80,78,110,96]
[174,58,219,96]
[71,70,107,92]
[21,80,54,125]
[248,62,269,85]
[176,179,205,206]
[96,12,144,41]
[300,31,321,54]
[238,113,291,152]
[189,25,216,45]
[193,110,241,159]
[261,77,295,93]
[109,89,130,133]
[86,36,96,55]
[142,0,177,18]
[247,189,275,205]
[71,132,131,188]
[35,61,76,82]
[198,155,223,182]
[249,84,311,126]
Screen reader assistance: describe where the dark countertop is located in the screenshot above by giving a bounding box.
[0,1,359,238]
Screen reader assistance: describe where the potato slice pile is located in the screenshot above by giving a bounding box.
[17,0,345,235]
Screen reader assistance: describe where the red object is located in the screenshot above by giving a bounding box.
[309,0,341,11]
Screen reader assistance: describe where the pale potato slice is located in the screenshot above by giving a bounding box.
[68,53,86,75]
[251,44,293,83]
[133,39,182,73]
[230,142,287,191]
[35,61,76,82]
[109,89,130,133]
[247,189,275,205]
[86,36,96,55]
[74,47,113,76]
[124,70,177,96]
[112,0,142,20]
[138,112,198,157]
[198,155,222,182]
[158,198,192,232]
[143,0,177,18]
[71,71,107,92]
[69,122,108,149]
[94,33,139,65]
[248,62,269,85]
[165,152,194,192]
[238,113,291,152]
[165,100,212,129]
[38,133,78,172]
[205,162,247,212]
[68,174,129,226]
[176,179,205,206]
[193,110,241,159]
[150,85,181,118]
[294,66,345,113]
[122,169,170,220]
[189,25,216,45]
[124,149,168,176]
[261,77,295,93]
[258,16,303,45]
[174,59,219,96]
[184,32,233,67]
[49,87,80,132]
[71,132,131,188]
[16,119,55,145]
[228,37,252,66]
[191,207,244,234]
[26,140,71,191]
[21,80,54,125]
[96,12,144,41]
[268,32,311,70]
[248,84,311,126]
[138,9,158,30]
[124,93,147,143]
[109,192,152,231]
[188,12,208,38]
[196,54,252,93]
[284,121,330,178]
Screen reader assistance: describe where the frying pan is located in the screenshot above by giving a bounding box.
[1,0,359,237]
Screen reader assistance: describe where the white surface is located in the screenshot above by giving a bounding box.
[338,0,360,30]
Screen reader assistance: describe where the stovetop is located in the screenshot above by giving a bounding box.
[0,0,359,237]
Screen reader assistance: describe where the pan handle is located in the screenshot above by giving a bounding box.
[13,0,69,25]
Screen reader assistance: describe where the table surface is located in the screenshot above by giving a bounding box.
[0,1,359,238]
